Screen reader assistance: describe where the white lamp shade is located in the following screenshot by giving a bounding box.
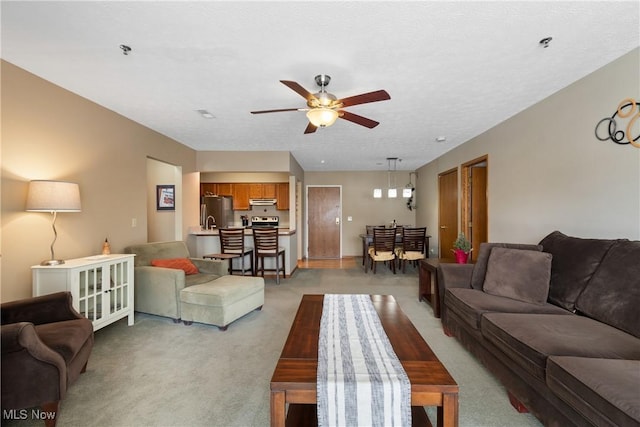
[306,108,339,128]
[26,180,82,212]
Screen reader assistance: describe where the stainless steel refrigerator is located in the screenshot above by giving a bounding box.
[201,196,234,229]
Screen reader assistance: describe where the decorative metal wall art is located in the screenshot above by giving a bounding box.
[595,98,639,148]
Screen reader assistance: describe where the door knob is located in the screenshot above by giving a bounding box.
[440,225,447,229]
[335,218,340,225]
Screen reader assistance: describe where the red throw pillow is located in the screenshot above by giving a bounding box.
[151,258,199,275]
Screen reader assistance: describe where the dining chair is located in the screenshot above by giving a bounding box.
[365,225,386,234]
[219,228,254,275]
[363,225,386,267]
[252,227,286,284]
[397,227,427,273]
[368,227,397,274]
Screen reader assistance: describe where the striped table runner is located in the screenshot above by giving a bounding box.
[317,294,411,427]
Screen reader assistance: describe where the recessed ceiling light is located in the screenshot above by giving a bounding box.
[436,136,447,142]
[320,160,325,164]
[196,109,215,119]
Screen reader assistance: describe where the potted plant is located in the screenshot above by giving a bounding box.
[452,232,472,264]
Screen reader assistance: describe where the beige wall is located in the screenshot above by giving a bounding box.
[1,61,198,301]
[303,171,418,256]
[147,158,181,242]
[200,172,289,182]
[416,48,640,253]
[197,151,291,172]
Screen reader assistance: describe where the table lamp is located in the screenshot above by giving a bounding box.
[26,180,82,265]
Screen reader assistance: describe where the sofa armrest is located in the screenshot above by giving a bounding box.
[438,264,474,289]
[190,258,228,276]
[437,264,474,316]
[1,322,67,408]
[1,292,82,326]
[134,266,186,319]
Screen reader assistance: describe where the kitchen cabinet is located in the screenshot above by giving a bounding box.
[201,183,217,197]
[263,183,277,198]
[201,183,233,197]
[217,183,233,196]
[249,183,264,199]
[233,183,250,210]
[32,254,135,331]
[201,182,289,211]
[248,183,277,199]
[276,183,289,210]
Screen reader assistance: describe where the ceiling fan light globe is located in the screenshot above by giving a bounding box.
[306,108,339,128]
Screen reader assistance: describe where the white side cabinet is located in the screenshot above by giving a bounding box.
[32,254,135,331]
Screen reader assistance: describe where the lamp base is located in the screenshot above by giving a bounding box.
[41,259,65,266]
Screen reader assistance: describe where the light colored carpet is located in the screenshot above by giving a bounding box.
[5,266,542,427]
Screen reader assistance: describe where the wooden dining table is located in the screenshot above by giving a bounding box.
[270,294,459,427]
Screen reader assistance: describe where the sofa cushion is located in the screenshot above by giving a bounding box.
[445,288,569,330]
[125,241,191,267]
[470,243,543,290]
[481,313,640,381]
[575,240,640,338]
[35,318,93,364]
[185,273,221,286]
[539,231,618,311]
[547,356,640,427]
[180,276,265,307]
[483,248,552,304]
[151,258,199,275]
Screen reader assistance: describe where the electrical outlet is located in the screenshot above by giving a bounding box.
[131,218,137,228]
[347,216,353,222]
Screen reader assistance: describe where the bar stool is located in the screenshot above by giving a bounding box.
[219,228,254,276]
[252,227,286,284]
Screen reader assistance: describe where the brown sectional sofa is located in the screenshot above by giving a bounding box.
[438,231,640,427]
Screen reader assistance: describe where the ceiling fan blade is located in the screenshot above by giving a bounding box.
[338,110,380,128]
[338,90,391,108]
[250,108,305,114]
[280,80,317,102]
[304,122,318,134]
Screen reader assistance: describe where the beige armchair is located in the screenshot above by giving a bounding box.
[124,241,228,321]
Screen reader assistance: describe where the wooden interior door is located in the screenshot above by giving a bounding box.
[438,168,458,260]
[462,156,488,261]
[307,186,341,259]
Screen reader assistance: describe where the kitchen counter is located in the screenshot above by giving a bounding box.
[189,227,296,236]
[187,227,298,276]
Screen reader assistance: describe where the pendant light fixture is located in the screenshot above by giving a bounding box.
[387,157,398,198]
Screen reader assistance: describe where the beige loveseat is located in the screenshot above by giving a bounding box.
[124,241,264,330]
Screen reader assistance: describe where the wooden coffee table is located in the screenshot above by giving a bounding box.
[270,294,459,427]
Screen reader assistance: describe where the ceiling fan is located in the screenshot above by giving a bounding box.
[250,75,391,134]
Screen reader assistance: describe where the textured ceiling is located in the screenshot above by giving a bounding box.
[2,1,638,171]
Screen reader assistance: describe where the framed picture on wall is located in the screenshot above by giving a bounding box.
[157,185,175,211]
